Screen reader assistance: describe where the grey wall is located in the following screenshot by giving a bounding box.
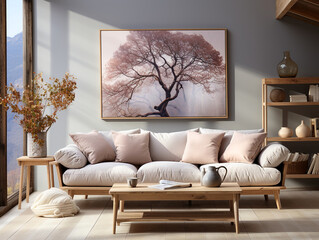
[34,0,319,190]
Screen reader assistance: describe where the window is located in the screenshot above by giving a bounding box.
[6,0,23,198]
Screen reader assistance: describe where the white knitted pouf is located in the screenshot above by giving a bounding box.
[31,188,80,218]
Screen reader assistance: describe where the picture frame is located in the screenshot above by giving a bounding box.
[100,29,228,119]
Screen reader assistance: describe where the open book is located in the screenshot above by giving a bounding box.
[148,180,192,190]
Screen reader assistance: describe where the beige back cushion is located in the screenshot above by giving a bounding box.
[200,128,264,157]
[181,131,225,164]
[69,131,115,164]
[99,129,140,151]
[112,132,152,165]
[142,128,199,161]
[220,132,267,163]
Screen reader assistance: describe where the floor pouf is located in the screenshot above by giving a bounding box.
[31,187,80,218]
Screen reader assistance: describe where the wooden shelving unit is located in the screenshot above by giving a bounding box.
[262,77,319,179]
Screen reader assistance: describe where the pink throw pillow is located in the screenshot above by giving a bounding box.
[70,131,116,164]
[219,131,267,163]
[112,132,152,165]
[181,131,225,164]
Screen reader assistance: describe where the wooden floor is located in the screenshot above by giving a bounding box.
[1,189,319,240]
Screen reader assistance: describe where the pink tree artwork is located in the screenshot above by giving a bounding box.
[100,29,227,118]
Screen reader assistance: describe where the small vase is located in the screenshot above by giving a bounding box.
[295,121,310,138]
[277,51,298,78]
[27,132,47,158]
[278,127,293,138]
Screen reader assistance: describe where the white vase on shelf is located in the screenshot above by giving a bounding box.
[278,127,293,138]
[295,121,311,138]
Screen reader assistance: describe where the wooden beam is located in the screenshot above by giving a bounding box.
[276,0,298,19]
[0,0,7,206]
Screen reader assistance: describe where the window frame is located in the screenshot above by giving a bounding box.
[0,0,33,216]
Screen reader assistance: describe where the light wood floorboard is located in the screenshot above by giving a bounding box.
[0,190,319,239]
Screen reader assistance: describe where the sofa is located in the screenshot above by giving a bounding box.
[52,128,290,209]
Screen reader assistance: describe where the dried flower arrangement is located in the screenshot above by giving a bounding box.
[0,72,77,145]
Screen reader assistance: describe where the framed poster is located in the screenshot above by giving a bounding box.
[100,29,228,119]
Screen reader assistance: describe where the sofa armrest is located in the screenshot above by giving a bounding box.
[257,143,290,168]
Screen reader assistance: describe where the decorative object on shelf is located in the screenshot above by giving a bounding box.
[278,127,293,138]
[289,94,307,102]
[201,165,227,187]
[311,118,319,137]
[295,120,311,138]
[270,88,286,102]
[308,85,319,102]
[277,51,298,78]
[100,29,228,119]
[0,72,77,157]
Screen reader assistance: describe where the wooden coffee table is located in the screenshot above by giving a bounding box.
[109,182,242,234]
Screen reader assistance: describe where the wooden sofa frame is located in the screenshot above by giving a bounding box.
[51,161,289,210]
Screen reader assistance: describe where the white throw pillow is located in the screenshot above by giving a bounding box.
[257,143,290,167]
[54,144,87,169]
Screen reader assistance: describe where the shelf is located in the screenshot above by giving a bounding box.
[267,102,319,106]
[263,77,319,85]
[267,137,319,142]
[287,174,319,179]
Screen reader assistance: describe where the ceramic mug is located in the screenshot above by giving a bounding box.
[127,177,138,187]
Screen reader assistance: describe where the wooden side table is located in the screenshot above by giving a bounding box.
[17,156,55,209]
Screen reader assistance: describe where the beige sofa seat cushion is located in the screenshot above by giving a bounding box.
[142,129,198,161]
[63,162,137,186]
[200,163,281,186]
[137,161,200,183]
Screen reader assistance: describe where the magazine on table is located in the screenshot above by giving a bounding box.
[148,180,192,190]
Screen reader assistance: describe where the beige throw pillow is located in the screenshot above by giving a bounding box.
[70,131,116,164]
[181,132,225,164]
[220,131,267,163]
[112,132,152,165]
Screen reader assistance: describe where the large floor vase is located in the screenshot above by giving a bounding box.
[27,132,47,158]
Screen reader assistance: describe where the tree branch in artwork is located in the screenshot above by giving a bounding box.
[103,30,225,117]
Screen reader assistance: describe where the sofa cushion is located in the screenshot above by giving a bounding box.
[112,132,152,165]
[257,143,290,167]
[63,162,137,186]
[199,128,264,157]
[220,132,267,163]
[200,163,281,186]
[54,144,87,169]
[142,129,198,161]
[99,128,140,151]
[181,131,225,164]
[69,131,115,164]
[137,161,201,183]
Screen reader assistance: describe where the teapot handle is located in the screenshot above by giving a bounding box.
[216,166,227,183]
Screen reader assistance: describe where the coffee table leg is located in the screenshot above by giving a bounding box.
[113,195,119,234]
[120,200,124,212]
[233,194,240,234]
